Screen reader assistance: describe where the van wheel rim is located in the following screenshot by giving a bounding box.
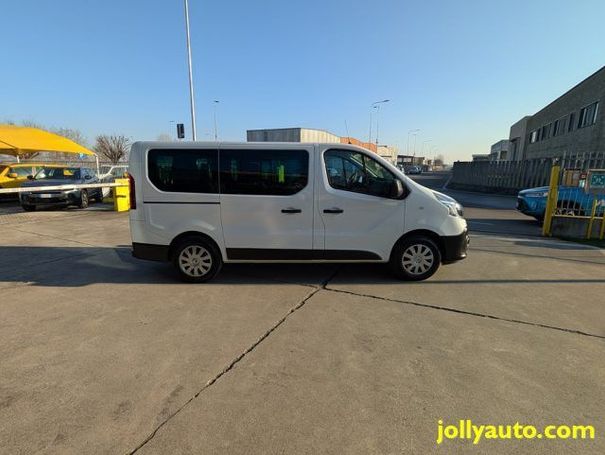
[402,244,434,275]
[179,246,212,277]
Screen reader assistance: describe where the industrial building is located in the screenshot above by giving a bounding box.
[522,66,603,160]
[489,139,510,161]
[494,66,604,161]
[246,127,391,159]
[247,127,340,144]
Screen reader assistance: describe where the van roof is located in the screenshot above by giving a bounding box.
[131,141,371,151]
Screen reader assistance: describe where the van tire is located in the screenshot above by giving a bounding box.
[172,236,222,283]
[390,236,441,281]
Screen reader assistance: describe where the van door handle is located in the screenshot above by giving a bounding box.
[281,208,302,214]
[323,208,344,214]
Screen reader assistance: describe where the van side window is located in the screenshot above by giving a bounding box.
[219,149,308,195]
[324,149,397,198]
[148,149,218,193]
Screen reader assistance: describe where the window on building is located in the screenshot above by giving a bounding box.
[540,123,551,140]
[529,130,538,143]
[553,119,560,137]
[324,149,397,198]
[219,149,308,195]
[568,113,575,132]
[148,148,219,193]
[578,101,599,128]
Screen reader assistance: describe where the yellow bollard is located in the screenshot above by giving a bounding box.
[113,178,130,212]
[586,199,598,240]
[542,162,560,237]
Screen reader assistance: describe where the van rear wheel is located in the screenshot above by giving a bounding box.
[390,236,441,281]
[172,236,222,283]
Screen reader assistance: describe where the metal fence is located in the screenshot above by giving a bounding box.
[450,151,605,194]
[542,162,605,240]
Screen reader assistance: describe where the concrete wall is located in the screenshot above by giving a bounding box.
[524,66,605,160]
[551,217,604,240]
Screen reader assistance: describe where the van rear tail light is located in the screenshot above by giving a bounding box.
[128,173,136,209]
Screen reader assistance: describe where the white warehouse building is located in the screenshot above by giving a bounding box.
[246,128,341,143]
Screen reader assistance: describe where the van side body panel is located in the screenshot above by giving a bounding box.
[129,141,467,267]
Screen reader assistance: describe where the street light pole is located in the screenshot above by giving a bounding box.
[213,100,219,141]
[371,99,390,148]
[375,105,381,146]
[407,129,420,155]
[412,133,418,157]
[184,0,197,140]
[368,111,373,146]
[422,140,431,156]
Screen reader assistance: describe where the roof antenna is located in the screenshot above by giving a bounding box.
[344,120,352,144]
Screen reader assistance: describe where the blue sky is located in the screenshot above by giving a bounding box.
[2,0,604,161]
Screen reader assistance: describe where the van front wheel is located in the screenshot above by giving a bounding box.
[390,236,441,281]
[172,237,222,283]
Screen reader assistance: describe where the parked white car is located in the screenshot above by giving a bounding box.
[128,142,468,282]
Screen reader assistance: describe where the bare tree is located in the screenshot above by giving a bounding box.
[21,119,45,129]
[54,128,87,146]
[52,128,89,160]
[94,135,131,164]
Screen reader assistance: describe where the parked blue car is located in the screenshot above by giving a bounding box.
[517,186,605,221]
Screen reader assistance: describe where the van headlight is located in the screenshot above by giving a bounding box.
[433,191,464,217]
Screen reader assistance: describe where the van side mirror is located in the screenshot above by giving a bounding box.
[390,179,405,199]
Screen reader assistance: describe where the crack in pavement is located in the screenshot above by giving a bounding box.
[323,286,605,340]
[127,267,342,454]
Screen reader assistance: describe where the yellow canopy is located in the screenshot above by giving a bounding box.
[0,124,95,157]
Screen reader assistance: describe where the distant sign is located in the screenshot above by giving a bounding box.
[176,123,185,139]
[585,169,605,194]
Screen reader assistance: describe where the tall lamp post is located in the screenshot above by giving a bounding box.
[213,100,219,141]
[421,140,431,157]
[371,99,390,147]
[407,129,420,155]
[184,0,197,140]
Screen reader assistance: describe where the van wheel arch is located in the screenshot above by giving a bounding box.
[390,230,445,262]
[169,232,222,261]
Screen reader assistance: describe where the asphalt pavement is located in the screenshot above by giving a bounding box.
[1,182,604,454]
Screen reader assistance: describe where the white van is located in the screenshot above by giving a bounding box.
[128,142,468,282]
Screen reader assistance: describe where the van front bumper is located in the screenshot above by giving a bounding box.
[441,230,469,264]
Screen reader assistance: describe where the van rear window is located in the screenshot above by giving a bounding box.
[148,149,218,193]
[219,149,308,195]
